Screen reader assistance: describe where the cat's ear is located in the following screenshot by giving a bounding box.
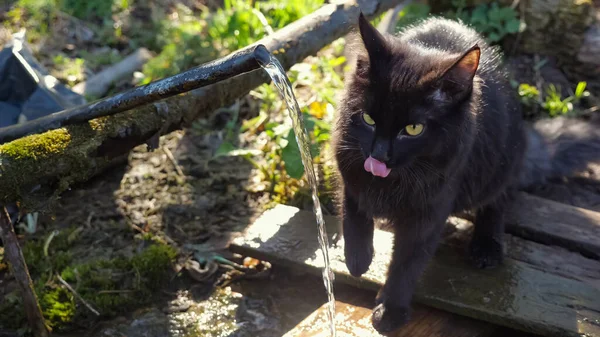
[358,12,389,59]
[355,57,370,78]
[437,45,480,100]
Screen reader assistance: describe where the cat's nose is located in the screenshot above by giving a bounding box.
[371,138,390,163]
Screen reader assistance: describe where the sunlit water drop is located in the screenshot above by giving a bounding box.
[258,52,337,337]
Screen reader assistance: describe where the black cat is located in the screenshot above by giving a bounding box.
[332,13,600,333]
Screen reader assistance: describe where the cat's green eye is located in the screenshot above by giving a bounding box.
[362,113,375,126]
[405,123,424,136]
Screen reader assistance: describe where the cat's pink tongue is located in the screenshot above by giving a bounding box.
[364,156,391,178]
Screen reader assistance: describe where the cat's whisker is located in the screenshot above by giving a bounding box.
[414,160,444,180]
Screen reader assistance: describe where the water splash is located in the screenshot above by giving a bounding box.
[258,52,337,337]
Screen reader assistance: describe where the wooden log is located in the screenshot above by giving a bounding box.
[230,204,600,337]
[0,0,402,209]
[283,301,494,337]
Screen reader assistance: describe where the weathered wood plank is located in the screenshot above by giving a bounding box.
[445,217,600,287]
[230,204,600,337]
[283,301,494,337]
[507,192,600,259]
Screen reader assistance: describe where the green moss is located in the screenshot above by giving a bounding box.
[59,243,176,317]
[39,286,76,329]
[0,102,174,209]
[0,282,75,332]
[0,129,71,160]
[21,229,74,277]
[132,244,177,289]
[1,229,176,332]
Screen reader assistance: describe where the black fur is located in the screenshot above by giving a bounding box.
[332,14,600,334]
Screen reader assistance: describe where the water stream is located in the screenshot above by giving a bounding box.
[257,52,337,337]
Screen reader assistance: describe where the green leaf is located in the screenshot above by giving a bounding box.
[328,56,346,67]
[214,142,236,157]
[316,133,331,142]
[281,131,305,179]
[264,122,279,131]
[303,112,316,132]
[487,3,502,21]
[487,32,501,42]
[241,111,268,132]
[505,19,520,33]
[213,142,261,158]
[470,6,487,25]
[498,7,517,20]
[313,118,331,131]
[575,81,587,98]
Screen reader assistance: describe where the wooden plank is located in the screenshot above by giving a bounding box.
[507,192,600,258]
[283,301,494,337]
[230,204,600,337]
[445,217,600,287]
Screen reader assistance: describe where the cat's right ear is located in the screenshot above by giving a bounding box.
[358,12,389,59]
[434,45,481,102]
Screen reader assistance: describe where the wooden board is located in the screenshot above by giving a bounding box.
[507,193,600,259]
[283,301,494,337]
[230,204,600,337]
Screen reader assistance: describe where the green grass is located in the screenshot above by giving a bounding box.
[518,81,590,117]
[141,0,325,83]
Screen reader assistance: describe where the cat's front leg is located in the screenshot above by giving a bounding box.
[371,213,446,334]
[342,190,374,277]
[468,195,507,269]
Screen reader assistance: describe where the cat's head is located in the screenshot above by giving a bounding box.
[336,13,481,178]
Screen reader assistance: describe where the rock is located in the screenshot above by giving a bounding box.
[578,23,600,75]
[94,308,169,337]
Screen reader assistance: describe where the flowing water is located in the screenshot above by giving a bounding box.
[257,52,337,337]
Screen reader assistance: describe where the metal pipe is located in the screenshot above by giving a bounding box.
[0,44,270,144]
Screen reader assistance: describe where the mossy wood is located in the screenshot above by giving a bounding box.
[283,301,494,337]
[230,202,600,337]
[0,0,402,210]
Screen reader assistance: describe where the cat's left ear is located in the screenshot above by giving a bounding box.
[437,45,480,100]
[358,12,389,61]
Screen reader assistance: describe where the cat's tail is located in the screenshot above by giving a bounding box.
[518,116,600,189]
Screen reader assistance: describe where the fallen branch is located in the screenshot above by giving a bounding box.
[0,206,49,337]
[163,146,185,177]
[0,0,402,209]
[72,48,153,98]
[56,274,100,316]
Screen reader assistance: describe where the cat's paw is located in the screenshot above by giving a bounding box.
[371,302,410,334]
[468,236,504,269]
[344,242,373,277]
